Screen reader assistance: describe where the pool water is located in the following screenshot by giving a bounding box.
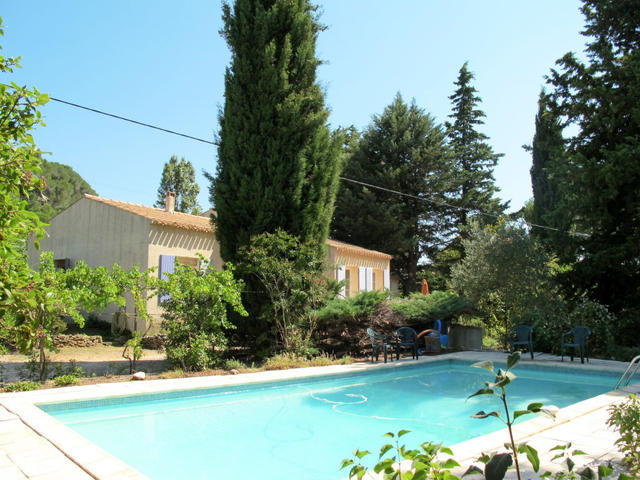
[39,360,619,480]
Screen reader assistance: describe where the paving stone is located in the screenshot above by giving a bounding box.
[0,464,28,480]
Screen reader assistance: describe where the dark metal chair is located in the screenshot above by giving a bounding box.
[508,325,534,360]
[561,326,591,364]
[367,328,390,363]
[395,327,418,360]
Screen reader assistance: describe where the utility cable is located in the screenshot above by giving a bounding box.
[49,95,587,238]
[50,96,218,146]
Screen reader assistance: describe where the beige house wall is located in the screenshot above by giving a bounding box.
[146,225,221,326]
[28,198,151,331]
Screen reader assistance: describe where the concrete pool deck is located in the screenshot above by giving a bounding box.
[0,351,637,479]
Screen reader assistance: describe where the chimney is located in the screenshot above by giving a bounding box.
[165,192,176,213]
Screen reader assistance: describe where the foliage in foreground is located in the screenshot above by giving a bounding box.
[159,257,246,371]
[608,394,640,477]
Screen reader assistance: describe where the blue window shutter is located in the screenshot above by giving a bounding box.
[158,255,175,303]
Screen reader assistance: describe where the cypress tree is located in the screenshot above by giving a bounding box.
[529,91,569,250]
[446,62,507,230]
[211,0,343,263]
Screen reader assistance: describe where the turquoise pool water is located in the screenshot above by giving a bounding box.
[39,360,619,480]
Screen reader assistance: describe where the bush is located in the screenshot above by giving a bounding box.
[608,394,640,477]
[390,290,471,324]
[567,298,615,358]
[3,381,40,392]
[53,375,78,386]
[223,359,246,371]
[314,290,388,322]
[159,257,246,371]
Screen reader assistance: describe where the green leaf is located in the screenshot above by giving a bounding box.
[398,429,411,437]
[463,465,484,477]
[440,446,454,456]
[468,388,495,399]
[572,450,588,456]
[506,351,520,370]
[513,410,532,420]
[472,360,494,373]
[380,444,394,458]
[384,432,395,438]
[485,453,513,480]
[567,457,575,472]
[526,402,543,412]
[523,445,540,472]
[340,459,354,470]
[471,410,501,419]
[443,459,460,468]
[597,464,613,478]
[355,449,371,459]
[578,467,596,480]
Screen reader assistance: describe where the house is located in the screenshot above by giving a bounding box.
[28,193,393,331]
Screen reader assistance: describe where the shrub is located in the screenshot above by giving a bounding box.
[3,381,40,392]
[314,290,388,322]
[159,257,246,371]
[223,359,246,371]
[239,230,334,358]
[390,290,471,324]
[608,394,640,477]
[53,374,78,386]
[567,297,615,358]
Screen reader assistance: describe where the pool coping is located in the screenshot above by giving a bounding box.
[1,351,637,479]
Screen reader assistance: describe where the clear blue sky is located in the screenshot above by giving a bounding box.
[2,1,587,213]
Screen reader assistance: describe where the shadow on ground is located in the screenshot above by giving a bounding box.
[1,359,170,383]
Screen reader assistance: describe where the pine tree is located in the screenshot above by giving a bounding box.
[331,94,455,293]
[155,155,200,214]
[446,62,507,230]
[546,0,640,312]
[211,0,343,262]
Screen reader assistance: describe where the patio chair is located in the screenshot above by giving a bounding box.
[367,328,391,363]
[394,327,418,360]
[561,326,591,364]
[508,325,534,360]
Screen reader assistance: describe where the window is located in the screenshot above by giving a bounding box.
[53,258,71,270]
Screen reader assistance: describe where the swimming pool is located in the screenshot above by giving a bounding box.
[38,359,621,480]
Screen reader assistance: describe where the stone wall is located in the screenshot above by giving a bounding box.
[53,334,102,348]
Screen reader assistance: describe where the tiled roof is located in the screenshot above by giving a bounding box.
[326,238,392,260]
[84,194,215,233]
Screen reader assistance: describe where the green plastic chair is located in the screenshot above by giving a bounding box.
[508,325,534,360]
[395,327,418,360]
[367,328,390,363]
[561,326,591,364]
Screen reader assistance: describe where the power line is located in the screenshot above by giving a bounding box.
[49,95,586,238]
[50,97,218,146]
[339,176,587,237]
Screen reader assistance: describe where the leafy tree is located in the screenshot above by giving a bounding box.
[446,62,507,232]
[545,0,640,312]
[450,219,557,348]
[332,94,455,293]
[210,0,344,263]
[159,257,246,371]
[155,155,200,214]
[239,230,334,357]
[26,159,97,222]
